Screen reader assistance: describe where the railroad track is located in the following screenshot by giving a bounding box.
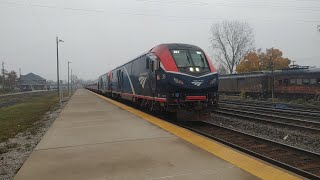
[214,107,320,132]
[177,121,320,179]
[219,102,320,122]
[220,99,320,115]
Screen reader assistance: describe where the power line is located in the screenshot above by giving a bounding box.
[0,1,320,23]
[136,0,320,12]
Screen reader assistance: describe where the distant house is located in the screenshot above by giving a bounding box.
[18,73,48,91]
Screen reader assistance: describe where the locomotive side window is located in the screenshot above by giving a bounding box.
[151,61,154,72]
[147,54,160,71]
[146,58,150,69]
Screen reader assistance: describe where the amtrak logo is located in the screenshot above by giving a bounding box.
[139,73,148,89]
[191,80,203,86]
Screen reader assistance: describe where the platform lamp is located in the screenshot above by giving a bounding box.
[56,36,64,103]
[68,61,72,96]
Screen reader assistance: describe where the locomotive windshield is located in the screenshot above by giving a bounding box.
[171,50,208,68]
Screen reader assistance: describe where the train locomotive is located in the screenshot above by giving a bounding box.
[87,43,219,120]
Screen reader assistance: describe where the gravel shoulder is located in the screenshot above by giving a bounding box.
[0,99,68,180]
[209,113,320,154]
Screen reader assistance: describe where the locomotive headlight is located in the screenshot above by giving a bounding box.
[195,67,200,72]
[190,67,194,72]
[210,77,217,85]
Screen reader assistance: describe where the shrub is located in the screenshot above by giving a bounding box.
[240,90,247,100]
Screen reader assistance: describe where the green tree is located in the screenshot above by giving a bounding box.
[6,71,17,89]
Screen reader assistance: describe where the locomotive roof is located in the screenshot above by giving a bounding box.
[220,68,320,79]
[113,43,204,70]
[164,43,202,51]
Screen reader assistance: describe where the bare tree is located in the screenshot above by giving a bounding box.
[216,64,228,75]
[209,20,254,74]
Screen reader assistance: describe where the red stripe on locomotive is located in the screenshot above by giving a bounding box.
[151,44,179,72]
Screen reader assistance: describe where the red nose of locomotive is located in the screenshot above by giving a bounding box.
[151,43,218,107]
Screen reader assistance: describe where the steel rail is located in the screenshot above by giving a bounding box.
[214,108,320,132]
[220,99,320,115]
[175,121,320,180]
[219,103,320,121]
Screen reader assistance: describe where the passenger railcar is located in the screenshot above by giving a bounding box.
[87,43,219,120]
[219,68,320,99]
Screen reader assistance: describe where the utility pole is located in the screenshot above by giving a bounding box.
[19,68,21,78]
[68,61,71,96]
[71,69,73,93]
[270,56,274,101]
[56,36,64,102]
[2,62,4,91]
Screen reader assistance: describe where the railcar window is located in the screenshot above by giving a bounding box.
[284,79,289,86]
[289,79,296,85]
[310,79,317,85]
[303,79,309,85]
[297,79,302,85]
[278,80,283,86]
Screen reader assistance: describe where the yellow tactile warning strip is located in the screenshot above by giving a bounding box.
[90,91,301,180]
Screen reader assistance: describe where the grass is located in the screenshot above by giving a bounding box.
[0,92,59,142]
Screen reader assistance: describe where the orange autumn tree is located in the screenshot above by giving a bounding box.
[236,48,291,73]
[235,51,260,73]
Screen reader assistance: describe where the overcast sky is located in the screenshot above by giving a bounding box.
[0,0,319,81]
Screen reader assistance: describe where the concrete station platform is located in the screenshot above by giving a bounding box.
[15,89,300,180]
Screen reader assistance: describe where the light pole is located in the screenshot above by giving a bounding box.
[68,61,72,96]
[71,69,73,93]
[1,62,4,91]
[56,36,64,102]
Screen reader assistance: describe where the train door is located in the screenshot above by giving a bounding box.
[148,57,160,97]
[117,69,123,91]
[107,74,112,92]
